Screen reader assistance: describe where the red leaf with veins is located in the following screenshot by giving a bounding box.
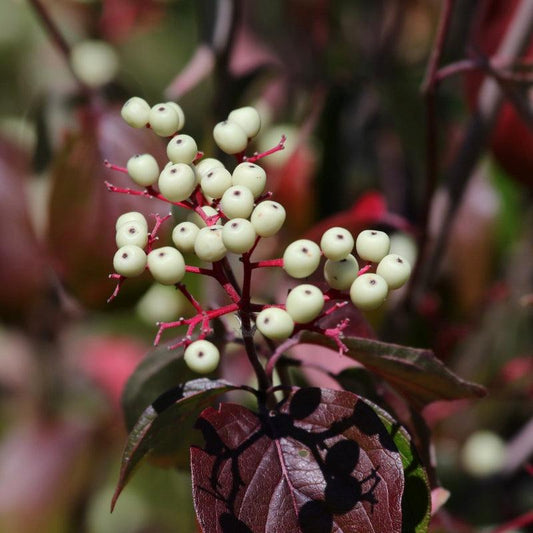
[191,388,404,533]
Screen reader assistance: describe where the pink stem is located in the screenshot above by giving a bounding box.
[250,258,284,269]
[244,135,287,163]
[176,283,204,314]
[104,160,128,173]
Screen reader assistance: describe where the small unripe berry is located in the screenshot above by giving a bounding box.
[256,307,294,340]
[121,97,150,128]
[172,222,200,253]
[166,134,198,164]
[350,273,389,310]
[376,254,411,289]
[187,206,219,228]
[127,154,160,187]
[115,211,147,231]
[232,162,267,198]
[194,226,227,262]
[222,218,257,253]
[219,185,255,219]
[165,101,185,131]
[285,284,324,323]
[116,220,149,248]
[113,245,147,277]
[184,340,220,374]
[320,227,354,261]
[250,201,286,237]
[213,120,248,154]
[195,157,225,178]
[323,254,359,290]
[355,230,390,263]
[158,163,196,202]
[228,106,261,138]
[200,167,233,199]
[147,247,185,285]
[283,239,321,279]
[149,103,180,137]
[70,40,118,88]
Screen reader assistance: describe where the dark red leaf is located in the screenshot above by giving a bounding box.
[299,331,486,409]
[112,378,239,510]
[191,388,405,532]
[305,191,412,244]
[47,106,167,308]
[0,136,48,321]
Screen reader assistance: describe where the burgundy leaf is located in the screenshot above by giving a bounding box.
[191,388,405,532]
[299,332,486,409]
[0,136,48,320]
[304,191,412,244]
[112,378,240,510]
[47,106,167,308]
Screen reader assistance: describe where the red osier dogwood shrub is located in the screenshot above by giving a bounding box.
[107,98,484,532]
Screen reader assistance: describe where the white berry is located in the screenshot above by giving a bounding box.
[255,308,294,340]
[115,211,147,231]
[323,254,359,290]
[195,157,225,178]
[127,154,160,187]
[219,185,255,219]
[355,230,390,263]
[285,284,324,323]
[158,163,196,202]
[166,134,198,164]
[172,222,200,253]
[213,120,248,154]
[283,239,321,279]
[227,106,261,138]
[231,162,267,198]
[184,340,220,374]
[165,101,185,131]
[376,254,411,290]
[113,245,147,277]
[70,40,118,88]
[147,247,186,285]
[149,103,180,137]
[187,206,219,228]
[221,218,257,253]
[121,97,150,129]
[194,226,227,262]
[320,226,354,261]
[200,167,233,199]
[250,201,286,237]
[350,273,389,310]
[115,220,148,248]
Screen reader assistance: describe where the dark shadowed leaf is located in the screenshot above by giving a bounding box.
[113,378,239,510]
[122,345,195,431]
[299,332,486,408]
[191,388,405,533]
[47,106,167,308]
[0,136,48,321]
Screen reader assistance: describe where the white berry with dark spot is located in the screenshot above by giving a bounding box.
[320,226,354,261]
[283,239,321,279]
[256,307,294,340]
[113,245,147,277]
[184,340,220,374]
[355,230,390,263]
[285,284,324,323]
[350,273,389,310]
[147,247,185,285]
[376,254,411,289]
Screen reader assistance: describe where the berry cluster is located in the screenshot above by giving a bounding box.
[107,99,411,376]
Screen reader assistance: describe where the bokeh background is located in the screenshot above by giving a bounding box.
[0,1,532,531]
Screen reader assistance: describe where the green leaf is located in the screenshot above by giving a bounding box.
[372,403,431,532]
[112,378,240,510]
[299,332,485,408]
